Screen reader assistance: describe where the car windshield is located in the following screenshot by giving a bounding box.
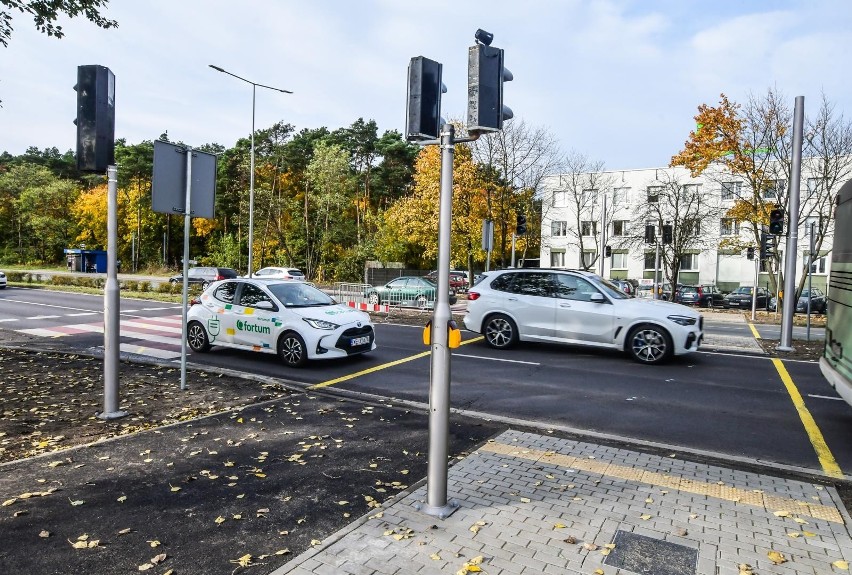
[268,282,334,308]
[733,287,753,294]
[588,276,630,299]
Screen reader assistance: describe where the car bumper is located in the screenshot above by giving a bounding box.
[311,324,377,359]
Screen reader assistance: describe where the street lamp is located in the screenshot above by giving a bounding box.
[209,65,292,277]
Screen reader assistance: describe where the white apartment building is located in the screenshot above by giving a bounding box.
[540,164,840,293]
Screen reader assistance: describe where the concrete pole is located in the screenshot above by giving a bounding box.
[778,96,804,352]
[653,241,660,300]
[807,221,815,341]
[99,165,126,420]
[180,148,193,390]
[421,123,457,518]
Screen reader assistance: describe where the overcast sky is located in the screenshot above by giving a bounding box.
[1,0,850,171]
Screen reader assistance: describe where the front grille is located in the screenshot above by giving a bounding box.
[335,326,375,355]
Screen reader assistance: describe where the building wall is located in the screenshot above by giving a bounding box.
[540,164,838,293]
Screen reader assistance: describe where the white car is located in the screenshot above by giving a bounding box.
[0,270,6,289]
[464,269,703,365]
[249,267,305,281]
[186,278,376,367]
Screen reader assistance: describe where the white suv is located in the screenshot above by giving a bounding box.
[464,269,703,365]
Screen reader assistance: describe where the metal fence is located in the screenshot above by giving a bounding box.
[333,281,437,313]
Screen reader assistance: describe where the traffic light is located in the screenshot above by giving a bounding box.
[605,245,612,258]
[759,231,769,260]
[74,65,115,172]
[662,224,673,245]
[406,56,444,141]
[769,206,785,235]
[515,213,527,235]
[467,40,513,134]
[746,246,755,260]
[644,225,655,244]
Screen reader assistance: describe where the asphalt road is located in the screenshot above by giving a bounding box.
[1,286,849,479]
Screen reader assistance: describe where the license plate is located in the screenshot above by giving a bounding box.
[350,336,370,346]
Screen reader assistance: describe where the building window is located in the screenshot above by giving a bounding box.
[612,220,629,237]
[552,190,567,207]
[804,217,820,236]
[720,218,739,236]
[809,254,827,274]
[551,221,568,237]
[807,178,824,199]
[580,221,597,236]
[684,218,700,235]
[550,251,565,267]
[764,179,786,200]
[680,253,699,271]
[647,185,662,203]
[611,252,628,269]
[612,187,630,206]
[681,183,699,200]
[721,181,741,200]
[582,251,597,268]
[581,189,598,206]
[644,252,657,270]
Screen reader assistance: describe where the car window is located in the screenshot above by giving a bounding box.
[188,268,202,278]
[386,278,408,289]
[682,287,697,294]
[213,281,238,303]
[288,269,305,277]
[556,275,599,301]
[509,272,553,297]
[489,273,516,292]
[238,284,274,308]
[269,282,334,307]
[219,268,238,278]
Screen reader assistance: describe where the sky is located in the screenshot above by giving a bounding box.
[1,0,851,171]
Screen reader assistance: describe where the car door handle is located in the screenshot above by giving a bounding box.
[559,303,571,308]
[507,297,518,301]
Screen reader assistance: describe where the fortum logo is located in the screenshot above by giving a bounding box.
[236,319,271,335]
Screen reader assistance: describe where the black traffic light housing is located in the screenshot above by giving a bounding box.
[644,225,655,244]
[605,245,612,258]
[406,56,443,141]
[74,65,115,172]
[662,224,673,245]
[467,43,513,134]
[769,206,785,235]
[515,213,527,235]
[759,231,770,260]
[746,246,755,260]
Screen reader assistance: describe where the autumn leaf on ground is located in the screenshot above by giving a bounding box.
[215,516,225,525]
[553,523,567,529]
[469,520,486,534]
[169,484,181,492]
[117,495,127,503]
[68,498,84,506]
[39,530,50,538]
[767,550,787,564]
[147,540,161,548]
[583,542,599,551]
[833,560,849,570]
[150,553,167,564]
[430,552,441,560]
[230,554,252,567]
[738,564,755,575]
[773,510,790,517]
[118,528,132,535]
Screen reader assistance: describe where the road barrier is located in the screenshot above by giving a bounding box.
[333,282,390,313]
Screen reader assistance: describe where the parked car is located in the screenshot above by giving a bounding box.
[769,288,827,313]
[464,269,703,365]
[611,280,634,296]
[169,267,238,288]
[425,270,469,292]
[250,267,305,281]
[722,286,769,309]
[675,284,725,308]
[366,276,457,308]
[0,270,6,289]
[186,278,376,367]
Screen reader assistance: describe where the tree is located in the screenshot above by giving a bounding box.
[1,0,118,48]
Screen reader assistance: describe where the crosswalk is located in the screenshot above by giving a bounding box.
[15,313,185,360]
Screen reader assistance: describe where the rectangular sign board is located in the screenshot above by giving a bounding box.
[152,140,216,218]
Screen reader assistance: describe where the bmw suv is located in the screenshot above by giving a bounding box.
[464,269,703,364]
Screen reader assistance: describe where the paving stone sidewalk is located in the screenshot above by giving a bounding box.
[272,430,852,575]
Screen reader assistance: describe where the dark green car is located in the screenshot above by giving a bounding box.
[365,276,457,308]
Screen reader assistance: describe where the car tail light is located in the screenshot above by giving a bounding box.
[215,274,224,281]
[468,291,480,301]
[189,297,201,306]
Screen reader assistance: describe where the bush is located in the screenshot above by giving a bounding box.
[123,280,139,292]
[138,281,151,292]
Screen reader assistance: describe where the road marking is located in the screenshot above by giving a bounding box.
[453,353,540,365]
[0,318,18,323]
[308,335,484,390]
[772,358,842,478]
[27,315,61,320]
[481,441,844,523]
[808,394,844,401]
[747,322,761,339]
[66,312,98,317]
[4,298,98,314]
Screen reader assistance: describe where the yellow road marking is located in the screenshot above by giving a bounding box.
[480,441,844,523]
[308,335,484,390]
[772,358,843,478]
[747,322,761,339]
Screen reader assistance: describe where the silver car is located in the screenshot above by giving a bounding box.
[464,269,703,365]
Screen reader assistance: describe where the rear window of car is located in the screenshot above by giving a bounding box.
[218,268,238,278]
[287,269,305,277]
[681,287,698,293]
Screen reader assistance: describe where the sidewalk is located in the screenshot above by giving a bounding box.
[273,429,852,575]
[701,310,766,355]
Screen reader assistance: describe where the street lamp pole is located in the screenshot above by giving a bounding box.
[209,65,292,277]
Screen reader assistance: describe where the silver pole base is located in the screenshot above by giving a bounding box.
[413,499,459,519]
[97,410,128,421]
[775,345,796,352]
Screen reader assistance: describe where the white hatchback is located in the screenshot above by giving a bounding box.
[464,269,703,365]
[186,279,376,367]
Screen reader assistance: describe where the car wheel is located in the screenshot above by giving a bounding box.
[169,278,179,284]
[368,292,379,305]
[416,294,428,308]
[626,324,673,365]
[278,331,307,367]
[483,314,518,349]
[187,321,211,353]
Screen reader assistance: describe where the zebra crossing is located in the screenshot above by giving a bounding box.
[15,313,185,360]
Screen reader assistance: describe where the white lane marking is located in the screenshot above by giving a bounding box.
[119,344,181,359]
[27,315,61,320]
[807,394,844,401]
[453,353,540,365]
[17,328,65,337]
[4,298,99,314]
[0,318,18,323]
[66,312,98,317]
[121,320,182,334]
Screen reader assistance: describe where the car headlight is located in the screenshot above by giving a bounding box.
[667,315,697,326]
[302,318,340,330]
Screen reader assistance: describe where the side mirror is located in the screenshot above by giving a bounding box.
[590,293,606,303]
[255,300,276,311]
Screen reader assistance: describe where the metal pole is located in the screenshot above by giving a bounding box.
[807,221,815,341]
[599,193,608,277]
[751,254,758,322]
[99,165,126,420]
[510,233,516,268]
[653,241,660,300]
[778,96,804,351]
[180,148,193,391]
[247,84,256,277]
[421,123,457,518]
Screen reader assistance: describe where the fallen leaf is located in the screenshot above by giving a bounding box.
[430,552,441,560]
[833,560,849,570]
[2,499,16,506]
[553,523,567,529]
[601,548,611,556]
[150,553,167,564]
[117,496,127,503]
[87,540,100,548]
[169,485,181,493]
[594,570,605,575]
[794,517,808,524]
[311,539,322,546]
[215,516,225,525]
[69,498,84,506]
[231,554,252,567]
[738,563,755,575]
[673,528,688,537]
[232,514,242,520]
[138,565,153,572]
[39,530,50,538]
[564,535,577,544]
[774,510,790,518]
[767,550,787,565]
[802,530,816,537]
[69,540,88,549]
[788,532,801,538]
[118,528,132,535]
[520,497,530,503]
[275,549,290,555]
[583,542,599,551]
[148,540,161,548]
[640,514,652,520]
[645,498,654,503]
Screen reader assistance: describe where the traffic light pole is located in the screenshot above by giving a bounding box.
[751,255,759,322]
[778,96,804,352]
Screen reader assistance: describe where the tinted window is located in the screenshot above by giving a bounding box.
[213,281,238,303]
[269,282,334,307]
[386,278,408,289]
[510,272,553,297]
[238,284,273,308]
[555,275,599,301]
[218,268,238,279]
[490,273,517,293]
